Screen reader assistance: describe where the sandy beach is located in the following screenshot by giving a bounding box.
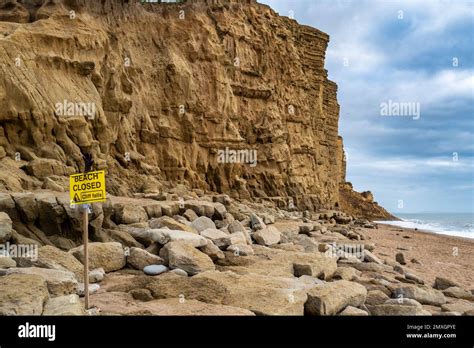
[362,223,474,290]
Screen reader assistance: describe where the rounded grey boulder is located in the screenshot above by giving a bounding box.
[143,265,169,276]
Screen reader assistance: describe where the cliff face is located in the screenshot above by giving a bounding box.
[339,183,396,220]
[0,0,390,217]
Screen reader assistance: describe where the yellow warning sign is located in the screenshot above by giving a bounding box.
[69,170,106,205]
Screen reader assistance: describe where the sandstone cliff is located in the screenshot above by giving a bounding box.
[0,0,391,218]
[4,2,470,320]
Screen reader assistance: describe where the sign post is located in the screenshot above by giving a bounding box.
[82,204,90,309]
[69,170,106,310]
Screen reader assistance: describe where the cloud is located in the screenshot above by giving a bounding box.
[380,69,474,106]
[346,151,474,175]
[326,44,386,74]
[260,0,474,213]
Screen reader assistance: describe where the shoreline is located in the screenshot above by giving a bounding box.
[377,221,474,241]
[362,223,474,290]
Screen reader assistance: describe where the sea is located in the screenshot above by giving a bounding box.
[376,213,474,239]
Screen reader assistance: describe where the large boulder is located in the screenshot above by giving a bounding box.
[160,241,215,276]
[35,192,66,236]
[365,290,390,306]
[220,246,337,280]
[89,292,254,316]
[442,287,474,301]
[434,277,460,290]
[9,230,41,247]
[441,301,474,314]
[184,200,215,218]
[0,212,12,243]
[43,294,84,316]
[17,245,84,280]
[42,178,65,192]
[0,267,77,296]
[116,226,154,245]
[199,240,225,261]
[339,306,368,316]
[158,201,180,217]
[191,216,216,233]
[12,193,39,223]
[405,273,425,285]
[253,226,281,246]
[213,194,232,206]
[227,220,246,234]
[0,193,16,218]
[127,247,165,270]
[200,228,230,249]
[146,270,314,315]
[149,216,196,233]
[228,232,249,246]
[293,256,338,280]
[69,242,126,273]
[213,202,227,220]
[363,250,383,265]
[367,303,430,316]
[115,205,148,225]
[250,213,266,230]
[103,229,143,248]
[334,215,352,224]
[392,285,446,306]
[142,203,163,219]
[385,298,423,308]
[331,267,361,281]
[129,229,208,248]
[0,274,49,315]
[183,209,199,222]
[305,280,367,316]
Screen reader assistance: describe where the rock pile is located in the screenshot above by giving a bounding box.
[1,190,471,316]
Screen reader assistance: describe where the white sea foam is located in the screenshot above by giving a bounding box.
[376,213,474,239]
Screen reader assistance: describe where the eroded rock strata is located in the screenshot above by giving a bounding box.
[0,0,390,216]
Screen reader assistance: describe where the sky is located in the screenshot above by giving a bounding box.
[260,0,474,214]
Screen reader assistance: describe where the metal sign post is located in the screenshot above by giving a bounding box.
[82,204,90,309]
[69,169,106,311]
